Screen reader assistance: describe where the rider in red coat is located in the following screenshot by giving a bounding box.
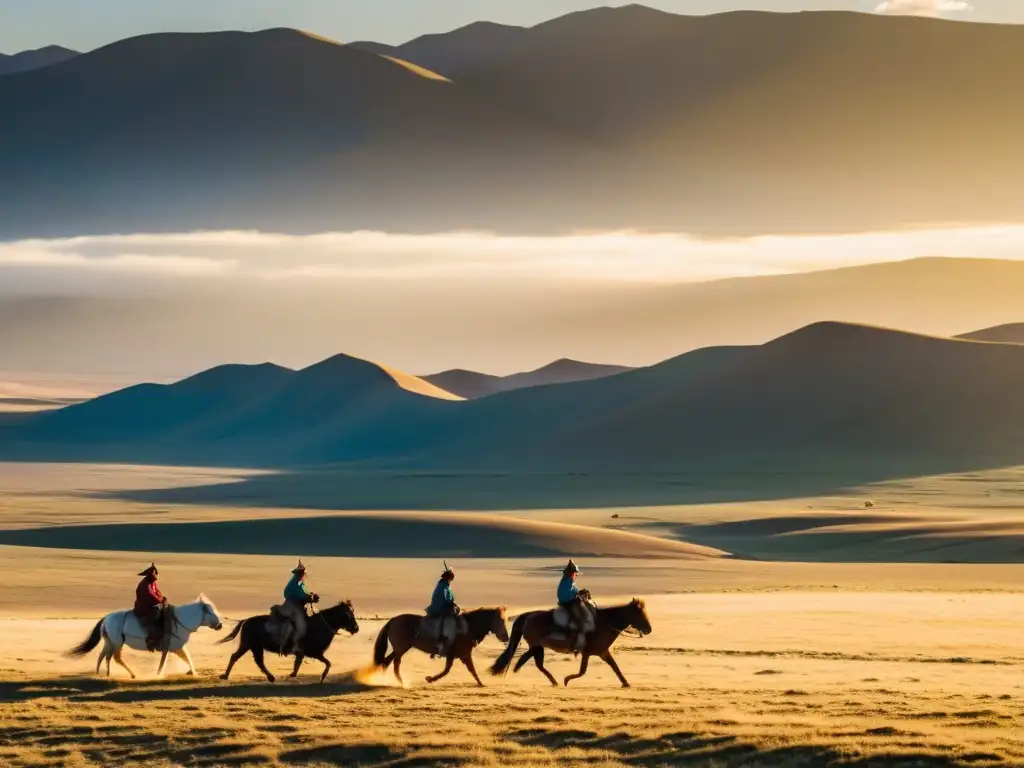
[134,563,167,650]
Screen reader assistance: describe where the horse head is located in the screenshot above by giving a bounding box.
[196,594,223,631]
[326,600,359,635]
[466,607,509,644]
[491,606,510,644]
[627,598,652,636]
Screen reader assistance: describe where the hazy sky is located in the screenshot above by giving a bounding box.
[2,0,1017,52]
[2,226,1024,380]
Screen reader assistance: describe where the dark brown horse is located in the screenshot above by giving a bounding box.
[218,601,359,683]
[373,607,509,687]
[490,598,652,688]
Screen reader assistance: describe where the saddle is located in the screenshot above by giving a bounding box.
[553,596,596,629]
[138,605,174,652]
[267,602,307,654]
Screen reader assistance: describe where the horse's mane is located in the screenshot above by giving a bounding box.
[329,599,353,609]
[194,593,221,616]
[467,606,507,618]
[600,598,647,612]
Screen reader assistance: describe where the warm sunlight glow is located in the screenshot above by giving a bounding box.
[4,224,1024,291]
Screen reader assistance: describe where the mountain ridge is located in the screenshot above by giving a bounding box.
[4,8,1024,236]
[424,358,633,399]
[5,321,1024,473]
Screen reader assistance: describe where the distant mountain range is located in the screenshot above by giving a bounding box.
[3,8,1024,237]
[0,45,78,76]
[423,359,633,399]
[957,323,1024,344]
[4,320,1024,473]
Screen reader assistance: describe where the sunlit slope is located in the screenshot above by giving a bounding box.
[0,28,601,237]
[15,355,461,464]
[538,322,1024,468]
[372,7,1024,233]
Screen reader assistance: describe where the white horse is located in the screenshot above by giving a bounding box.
[68,595,223,678]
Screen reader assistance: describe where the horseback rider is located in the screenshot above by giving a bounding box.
[133,563,168,651]
[277,559,319,654]
[558,559,594,653]
[424,562,459,657]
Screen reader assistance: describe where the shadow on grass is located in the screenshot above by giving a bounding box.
[504,726,1001,767]
[0,675,377,705]
[98,460,985,511]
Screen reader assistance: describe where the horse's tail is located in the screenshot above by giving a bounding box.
[373,619,392,668]
[66,618,104,658]
[490,612,526,677]
[217,619,246,646]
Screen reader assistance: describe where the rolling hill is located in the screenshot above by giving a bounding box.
[4,9,1024,236]
[8,354,461,465]
[8,319,1024,475]
[424,359,634,399]
[957,323,1024,344]
[529,322,1024,471]
[0,45,78,76]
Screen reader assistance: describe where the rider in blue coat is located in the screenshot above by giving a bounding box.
[425,562,458,656]
[278,560,318,654]
[558,559,589,652]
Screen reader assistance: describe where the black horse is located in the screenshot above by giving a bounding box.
[219,600,359,683]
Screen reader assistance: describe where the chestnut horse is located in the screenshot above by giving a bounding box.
[373,607,509,687]
[490,598,652,687]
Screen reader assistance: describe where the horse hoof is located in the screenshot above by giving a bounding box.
[219,674,228,680]
[268,677,276,684]
[563,677,571,687]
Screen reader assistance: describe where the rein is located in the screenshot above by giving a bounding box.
[313,608,339,635]
[167,603,211,635]
[599,606,645,639]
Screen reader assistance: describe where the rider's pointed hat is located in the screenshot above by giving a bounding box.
[138,563,158,577]
[564,559,580,574]
[292,559,306,575]
[441,559,455,578]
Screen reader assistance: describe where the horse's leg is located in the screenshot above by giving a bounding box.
[564,653,590,687]
[102,633,114,675]
[461,653,484,688]
[290,653,304,678]
[426,655,454,684]
[513,646,537,673]
[393,651,406,687]
[532,647,559,687]
[112,647,136,680]
[310,653,331,684]
[157,648,169,677]
[221,644,248,681]
[174,647,196,676]
[97,635,111,675]
[381,652,395,671]
[600,650,630,688]
[251,645,276,683]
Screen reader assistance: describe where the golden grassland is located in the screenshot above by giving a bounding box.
[2,593,1023,767]
[0,463,1023,766]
